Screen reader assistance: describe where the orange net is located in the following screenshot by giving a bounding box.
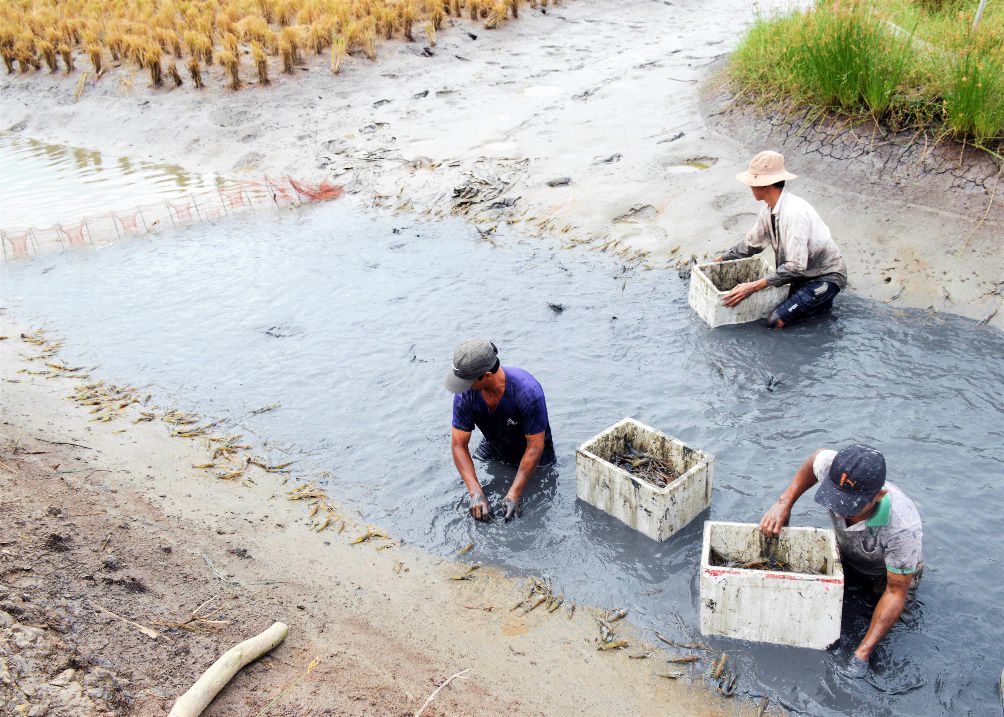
[288,178,345,202]
[58,222,89,246]
[1,175,343,262]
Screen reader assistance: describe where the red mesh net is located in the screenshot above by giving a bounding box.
[289,177,345,202]
[60,223,87,246]
[2,175,343,262]
[169,201,195,222]
[5,231,30,257]
[117,212,140,233]
[226,189,247,209]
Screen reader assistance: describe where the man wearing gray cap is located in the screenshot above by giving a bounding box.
[760,444,923,675]
[445,339,556,521]
[715,150,847,327]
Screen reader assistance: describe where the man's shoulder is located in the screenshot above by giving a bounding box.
[884,483,923,532]
[781,191,812,211]
[504,366,545,395]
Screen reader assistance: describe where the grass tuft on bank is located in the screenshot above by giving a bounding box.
[729,0,1004,152]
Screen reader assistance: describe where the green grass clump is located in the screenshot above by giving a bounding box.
[730,0,1004,150]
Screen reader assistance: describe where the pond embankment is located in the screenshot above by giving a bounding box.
[1,0,1000,328]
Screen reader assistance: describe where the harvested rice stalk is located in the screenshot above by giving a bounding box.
[85,44,101,74]
[252,41,269,84]
[288,482,327,501]
[350,528,389,545]
[187,56,204,88]
[598,639,629,651]
[38,40,57,72]
[168,62,183,87]
[279,26,299,72]
[218,49,240,90]
[58,44,73,72]
[329,35,346,74]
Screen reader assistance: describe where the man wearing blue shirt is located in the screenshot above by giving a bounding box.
[444,339,556,522]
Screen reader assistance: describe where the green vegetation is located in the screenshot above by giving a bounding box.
[729,0,1004,153]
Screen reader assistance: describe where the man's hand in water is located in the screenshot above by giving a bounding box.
[502,496,519,521]
[468,490,491,521]
[841,654,869,680]
[723,279,766,308]
[760,500,791,537]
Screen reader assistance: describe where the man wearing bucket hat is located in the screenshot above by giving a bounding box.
[760,444,924,675]
[445,339,556,522]
[714,151,847,327]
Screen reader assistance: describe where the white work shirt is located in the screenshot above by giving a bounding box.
[723,190,847,289]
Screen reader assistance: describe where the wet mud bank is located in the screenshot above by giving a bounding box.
[3,0,1000,328]
[702,76,1004,328]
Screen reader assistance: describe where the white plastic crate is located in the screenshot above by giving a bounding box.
[700,521,844,649]
[575,418,714,542]
[688,256,788,327]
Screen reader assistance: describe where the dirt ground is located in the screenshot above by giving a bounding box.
[1,0,1000,328]
[0,320,759,716]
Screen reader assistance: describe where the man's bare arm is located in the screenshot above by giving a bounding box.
[760,450,823,536]
[503,432,545,519]
[451,428,489,520]
[854,571,912,661]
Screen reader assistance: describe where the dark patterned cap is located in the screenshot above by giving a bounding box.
[814,444,886,517]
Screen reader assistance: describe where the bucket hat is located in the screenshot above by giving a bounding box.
[735,150,798,187]
[443,339,500,393]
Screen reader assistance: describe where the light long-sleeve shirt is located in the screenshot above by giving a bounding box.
[721,190,847,289]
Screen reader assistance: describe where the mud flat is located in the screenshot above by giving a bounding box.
[1,0,999,329]
[0,317,751,715]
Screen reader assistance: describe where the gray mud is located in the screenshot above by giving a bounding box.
[3,200,1003,716]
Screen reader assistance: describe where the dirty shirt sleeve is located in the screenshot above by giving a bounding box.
[881,525,923,575]
[519,386,549,437]
[721,212,770,261]
[812,449,837,482]
[766,212,810,287]
[452,393,475,432]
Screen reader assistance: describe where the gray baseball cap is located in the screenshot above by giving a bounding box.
[444,339,499,393]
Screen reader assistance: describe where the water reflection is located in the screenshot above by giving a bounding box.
[0,133,225,229]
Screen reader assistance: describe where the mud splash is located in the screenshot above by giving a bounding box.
[2,201,1003,716]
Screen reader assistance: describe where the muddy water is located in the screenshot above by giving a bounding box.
[0,133,225,229]
[3,202,1003,716]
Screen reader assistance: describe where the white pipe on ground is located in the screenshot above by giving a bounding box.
[168,622,289,717]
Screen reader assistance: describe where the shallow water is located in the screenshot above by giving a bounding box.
[3,202,1003,716]
[0,132,225,229]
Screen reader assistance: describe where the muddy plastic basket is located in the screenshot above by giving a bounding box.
[700,521,844,649]
[575,418,714,542]
[688,256,788,327]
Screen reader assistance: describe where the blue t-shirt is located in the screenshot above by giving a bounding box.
[452,366,556,466]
